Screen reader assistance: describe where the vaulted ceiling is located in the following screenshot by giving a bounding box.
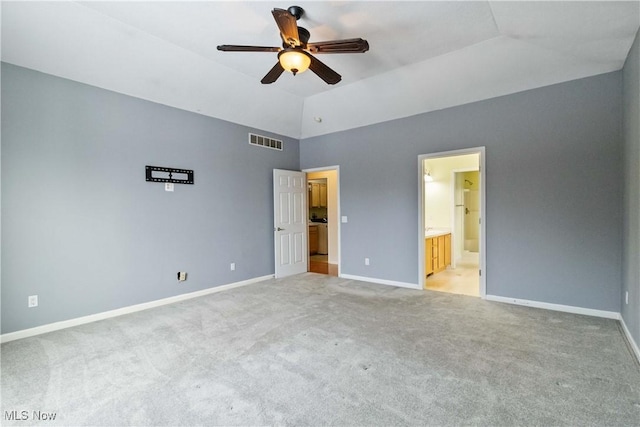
[2,1,639,139]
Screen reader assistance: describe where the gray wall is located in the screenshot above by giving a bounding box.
[622,30,640,345]
[1,61,629,334]
[1,63,299,334]
[301,72,623,312]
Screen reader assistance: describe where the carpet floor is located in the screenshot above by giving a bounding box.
[2,273,639,426]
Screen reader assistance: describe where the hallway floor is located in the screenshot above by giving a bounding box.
[309,254,338,276]
[425,251,479,297]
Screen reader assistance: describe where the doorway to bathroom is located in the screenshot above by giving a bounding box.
[418,148,486,297]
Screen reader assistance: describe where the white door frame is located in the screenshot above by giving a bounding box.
[302,165,341,276]
[418,147,486,297]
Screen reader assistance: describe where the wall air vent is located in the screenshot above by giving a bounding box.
[249,133,283,151]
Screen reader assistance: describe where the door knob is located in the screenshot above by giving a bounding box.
[275,227,285,231]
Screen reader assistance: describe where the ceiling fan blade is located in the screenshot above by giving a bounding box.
[308,54,341,85]
[217,45,280,53]
[307,38,370,54]
[272,8,300,47]
[261,62,285,84]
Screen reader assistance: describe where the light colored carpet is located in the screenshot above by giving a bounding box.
[2,273,639,426]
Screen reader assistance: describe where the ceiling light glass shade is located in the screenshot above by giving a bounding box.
[278,49,311,75]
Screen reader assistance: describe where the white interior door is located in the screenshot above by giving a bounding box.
[274,169,307,278]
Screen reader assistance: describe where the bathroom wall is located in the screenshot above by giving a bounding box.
[463,172,480,190]
[424,154,479,229]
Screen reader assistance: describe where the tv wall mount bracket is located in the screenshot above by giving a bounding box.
[145,165,194,184]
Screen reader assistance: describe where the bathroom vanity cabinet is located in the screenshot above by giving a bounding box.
[425,233,451,276]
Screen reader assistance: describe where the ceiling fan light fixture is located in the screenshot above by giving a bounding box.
[278,48,311,75]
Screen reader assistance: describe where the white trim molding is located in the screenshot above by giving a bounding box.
[418,147,486,297]
[1,275,274,344]
[486,294,620,320]
[620,316,640,364]
[340,274,421,290]
[481,295,638,364]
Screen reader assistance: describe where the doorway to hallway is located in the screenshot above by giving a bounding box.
[305,168,339,276]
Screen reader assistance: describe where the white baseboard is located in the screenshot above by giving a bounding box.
[340,274,421,290]
[485,294,621,320]
[1,275,274,344]
[620,316,640,364]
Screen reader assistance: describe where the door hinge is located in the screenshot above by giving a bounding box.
[479,269,482,276]
[479,217,482,225]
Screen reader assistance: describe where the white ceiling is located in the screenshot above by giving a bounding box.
[2,1,639,139]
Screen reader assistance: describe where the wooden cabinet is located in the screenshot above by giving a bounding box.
[309,225,318,255]
[310,183,319,207]
[309,183,327,207]
[425,233,451,277]
[444,234,451,266]
[319,184,327,207]
[425,238,434,276]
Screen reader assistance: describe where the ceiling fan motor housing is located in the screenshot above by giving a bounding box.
[296,27,310,47]
[287,5,304,20]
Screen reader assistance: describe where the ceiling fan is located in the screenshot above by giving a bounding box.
[217,5,369,85]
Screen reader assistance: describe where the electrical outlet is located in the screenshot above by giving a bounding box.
[165,183,174,192]
[177,272,187,281]
[28,295,38,308]
[230,262,236,271]
[365,258,370,266]
[626,291,629,305]
[341,216,348,223]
